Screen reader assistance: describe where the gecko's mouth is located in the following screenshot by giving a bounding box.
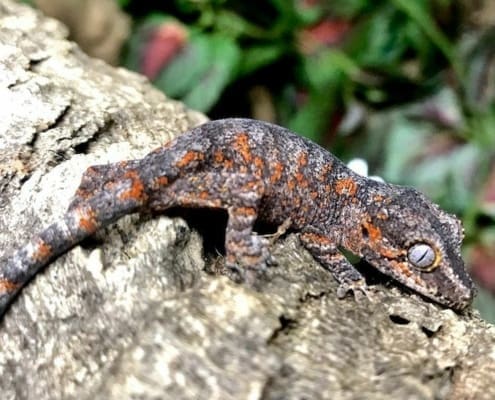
[357,250,474,311]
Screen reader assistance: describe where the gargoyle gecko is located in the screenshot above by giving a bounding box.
[0,118,474,316]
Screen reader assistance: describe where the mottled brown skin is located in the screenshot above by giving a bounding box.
[0,119,474,317]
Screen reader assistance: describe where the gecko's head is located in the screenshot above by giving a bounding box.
[354,186,474,311]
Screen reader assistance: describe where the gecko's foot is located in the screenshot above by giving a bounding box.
[223,261,245,283]
[336,279,375,303]
[224,261,268,286]
[262,218,292,246]
[265,253,278,267]
[223,233,274,286]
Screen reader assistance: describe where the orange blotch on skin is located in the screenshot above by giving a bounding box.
[154,176,169,187]
[0,279,20,294]
[215,149,235,169]
[199,191,210,200]
[32,240,53,262]
[301,232,333,246]
[214,150,225,163]
[176,150,205,168]
[318,163,333,181]
[233,133,252,163]
[335,178,358,196]
[76,188,92,200]
[76,207,98,233]
[242,181,258,192]
[390,261,425,286]
[254,156,264,170]
[150,140,173,154]
[240,254,264,265]
[362,219,382,243]
[295,172,308,188]
[119,170,148,202]
[85,166,99,176]
[104,181,119,190]
[380,247,405,259]
[270,162,284,183]
[297,152,308,166]
[390,260,414,277]
[376,210,388,220]
[362,219,405,260]
[236,207,256,217]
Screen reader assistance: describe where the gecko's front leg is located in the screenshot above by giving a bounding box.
[299,231,369,299]
[149,171,269,282]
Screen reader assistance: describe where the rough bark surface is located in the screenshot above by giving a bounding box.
[1,1,494,399]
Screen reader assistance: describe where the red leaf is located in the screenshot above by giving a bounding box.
[141,22,188,80]
[298,19,351,54]
[470,244,495,292]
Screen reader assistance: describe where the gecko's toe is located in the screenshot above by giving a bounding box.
[224,261,244,283]
[266,253,278,267]
[224,259,268,286]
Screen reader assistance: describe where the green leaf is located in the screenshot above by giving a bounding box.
[390,0,460,78]
[286,49,351,141]
[154,34,212,99]
[362,112,480,214]
[239,44,287,76]
[473,286,495,325]
[214,10,269,39]
[324,0,372,18]
[301,49,355,90]
[182,35,241,112]
[346,6,409,69]
[287,91,337,142]
[464,107,495,148]
[115,0,130,7]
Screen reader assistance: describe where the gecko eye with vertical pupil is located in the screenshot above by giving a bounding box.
[408,243,436,270]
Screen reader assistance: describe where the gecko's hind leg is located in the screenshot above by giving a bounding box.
[149,171,269,283]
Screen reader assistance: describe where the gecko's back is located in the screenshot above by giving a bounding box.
[144,118,361,229]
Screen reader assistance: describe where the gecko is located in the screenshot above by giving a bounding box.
[0,118,474,316]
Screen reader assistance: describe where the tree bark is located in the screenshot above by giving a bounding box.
[0,1,494,399]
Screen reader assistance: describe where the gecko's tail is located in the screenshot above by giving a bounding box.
[0,217,85,318]
[0,161,148,318]
[0,212,98,317]
[0,200,140,318]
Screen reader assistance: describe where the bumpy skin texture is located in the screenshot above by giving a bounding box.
[0,119,474,316]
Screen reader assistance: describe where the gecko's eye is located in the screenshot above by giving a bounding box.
[407,243,437,271]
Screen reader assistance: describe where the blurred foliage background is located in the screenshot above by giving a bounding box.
[26,0,495,321]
